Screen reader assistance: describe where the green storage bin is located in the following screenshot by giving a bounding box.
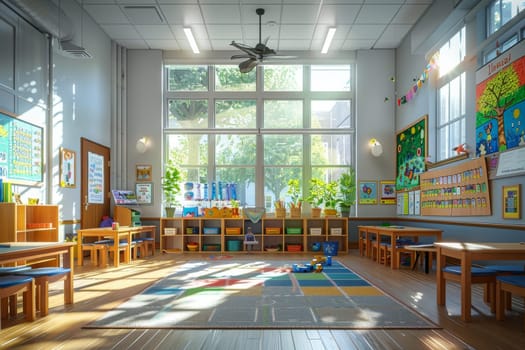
[227,240,242,251]
[286,227,302,234]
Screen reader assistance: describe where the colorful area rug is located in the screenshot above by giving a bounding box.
[85,259,437,329]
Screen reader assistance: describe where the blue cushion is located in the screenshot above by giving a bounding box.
[0,266,32,275]
[13,267,71,277]
[483,265,525,274]
[143,237,154,241]
[0,275,33,288]
[94,239,113,245]
[443,266,497,276]
[497,275,525,288]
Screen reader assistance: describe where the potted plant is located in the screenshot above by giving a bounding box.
[161,160,182,217]
[306,178,325,218]
[287,179,302,217]
[337,167,356,217]
[322,180,339,216]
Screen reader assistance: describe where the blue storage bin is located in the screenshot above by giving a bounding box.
[323,241,339,256]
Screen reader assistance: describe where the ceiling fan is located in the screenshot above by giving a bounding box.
[230,8,295,73]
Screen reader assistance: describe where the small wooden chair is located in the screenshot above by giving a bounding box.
[81,243,108,267]
[13,267,71,317]
[496,275,525,330]
[142,237,155,256]
[131,239,145,260]
[0,266,32,319]
[442,266,498,313]
[0,275,35,328]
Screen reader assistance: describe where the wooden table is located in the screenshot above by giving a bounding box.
[404,244,437,273]
[0,242,75,306]
[358,225,442,269]
[77,226,155,267]
[435,242,525,321]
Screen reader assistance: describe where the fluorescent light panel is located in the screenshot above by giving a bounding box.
[321,27,336,54]
[184,27,200,54]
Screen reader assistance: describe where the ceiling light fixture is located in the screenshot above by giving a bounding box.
[183,27,199,54]
[321,27,336,54]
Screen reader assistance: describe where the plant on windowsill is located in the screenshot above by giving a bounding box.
[162,160,182,217]
[306,178,325,218]
[322,180,339,216]
[287,179,302,217]
[337,167,356,217]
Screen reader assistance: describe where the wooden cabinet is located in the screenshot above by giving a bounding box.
[0,203,59,266]
[0,203,59,243]
[114,206,141,226]
[159,216,348,254]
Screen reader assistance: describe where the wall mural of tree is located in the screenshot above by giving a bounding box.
[476,44,525,156]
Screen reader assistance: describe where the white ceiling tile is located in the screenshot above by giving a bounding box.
[318,5,361,24]
[116,0,158,4]
[375,24,411,48]
[342,39,376,50]
[279,25,315,39]
[205,25,243,39]
[101,24,141,39]
[160,5,203,24]
[211,40,240,50]
[115,39,149,49]
[146,39,181,50]
[84,5,130,24]
[240,5,282,24]
[201,5,241,24]
[348,25,386,40]
[243,24,280,41]
[122,5,164,24]
[355,5,401,24]
[282,5,320,24]
[278,39,312,50]
[134,25,174,39]
[391,4,430,24]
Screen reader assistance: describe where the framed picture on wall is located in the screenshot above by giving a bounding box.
[380,180,396,204]
[59,147,76,188]
[502,184,521,219]
[136,164,152,182]
[136,182,153,205]
[358,180,377,205]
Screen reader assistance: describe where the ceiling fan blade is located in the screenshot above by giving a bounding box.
[267,55,297,59]
[231,54,255,60]
[231,41,258,56]
[239,58,258,73]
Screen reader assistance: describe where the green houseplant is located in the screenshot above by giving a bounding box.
[306,178,327,217]
[287,179,302,217]
[322,180,339,216]
[161,160,182,217]
[337,167,356,217]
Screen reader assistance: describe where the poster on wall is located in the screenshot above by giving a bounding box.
[396,192,409,215]
[88,152,104,204]
[358,180,377,205]
[476,41,525,157]
[380,180,396,204]
[395,115,427,191]
[0,110,43,185]
[414,190,421,215]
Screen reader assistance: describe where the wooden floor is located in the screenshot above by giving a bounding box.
[1,250,524,350]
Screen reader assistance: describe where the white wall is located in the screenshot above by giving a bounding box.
[355,49,397,217]
[126,50,163,217]
[51,0,112,234]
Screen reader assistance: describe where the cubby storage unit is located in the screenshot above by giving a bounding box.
[159,216,348,254]
[0,203,59,266]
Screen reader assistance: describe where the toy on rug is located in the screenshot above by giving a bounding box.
[292,255,333,273]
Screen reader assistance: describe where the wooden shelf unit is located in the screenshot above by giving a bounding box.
[160,216,348,254]
[0,203,59,266]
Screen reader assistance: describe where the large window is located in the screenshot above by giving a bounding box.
[487,0,525,36]
[436,27,467,161]
[164,65,354,210]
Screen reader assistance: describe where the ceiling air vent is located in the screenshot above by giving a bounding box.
[123,6,164,25]
[60,40,92,59]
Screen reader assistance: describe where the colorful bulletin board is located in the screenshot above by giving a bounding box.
[395,115,427,191]
[476,42,525,157]
[0,110,43,184]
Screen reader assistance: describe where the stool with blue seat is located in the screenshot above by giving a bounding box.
[12,267,72,317]
[0,266,32,319]
[81,243,108,267]
[379,239,416,267]
[131,239,145,260]
[496,275,525,330]
[0,275,35,329]
[443,265,498,313]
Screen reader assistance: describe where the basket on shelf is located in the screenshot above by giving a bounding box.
[164,227,177,235]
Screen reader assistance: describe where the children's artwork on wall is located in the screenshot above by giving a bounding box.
[476,42,525,156]
[502,184,521,219]
[60,148,76,188]
[396,115,427,191]
[358,180,377,205]
[135,182,153,205]
[136,164,152,182]
[380,180,396,205]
